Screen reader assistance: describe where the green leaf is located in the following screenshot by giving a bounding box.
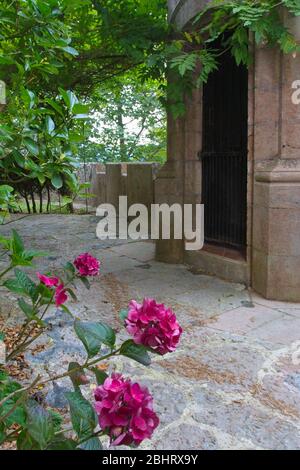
[2,401,26,427]
[78,436,103,450]
[0,424,5,445]
[47,436,77,450]
[51,174,63,189]
[3,278,27,296]
[48,409,63,433]
[26,400,54,449]
[17,430,40,450]
[119,309,128,322]
[65,390,97,440]
[11,230,24,255]
[18,298,35,320]
[72,103,90,115]
[22,249,48,260]
[62,46,79,56]
[44,98,64,117]
[120,340,151,366]
[74,320,116,358]
[14,269,38,301]
[59,88,77,111]
[60,304,74,317]
[91,367,108,386]
[23,137,39,156]
[66,287,77,301]
[45,116,55,135]
[79,276,90,290]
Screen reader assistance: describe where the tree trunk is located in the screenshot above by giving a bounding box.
[47,186,51,213]
[30,192,37,213]
[117,98,126,161]
[24,194,31,213]
[39,190,43,213]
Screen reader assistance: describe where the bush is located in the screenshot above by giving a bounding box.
[0,230,182,450]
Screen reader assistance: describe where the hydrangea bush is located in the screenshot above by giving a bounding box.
[0,230,182,450]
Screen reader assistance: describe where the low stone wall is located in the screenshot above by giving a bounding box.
[77,162,161,211]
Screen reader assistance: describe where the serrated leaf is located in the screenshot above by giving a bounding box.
[78,436,103,450]
[14,269,38,301]
[47,436,77,450]
[65,390,97,440]
[26,400,54,449]
[3,279,27,296]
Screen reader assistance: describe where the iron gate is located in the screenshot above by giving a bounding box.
[201,39,248,251]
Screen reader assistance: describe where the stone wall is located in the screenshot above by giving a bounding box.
[77,162,161,213]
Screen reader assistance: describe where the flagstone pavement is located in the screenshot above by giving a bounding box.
[0,215,300,450]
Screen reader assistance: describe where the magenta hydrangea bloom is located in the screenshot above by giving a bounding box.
[94,373,159,447]
[125,298,183,355]
[54,284,68,307]
[37,272,59,287]
[74,253,100,277]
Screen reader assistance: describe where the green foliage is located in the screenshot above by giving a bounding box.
[173,0,300,102]
[0,1,89,210]
[65,390,97,441]
[0,185,18,223]
[74,320,116,358]
[120,339,151,366]
[79,74,166,163]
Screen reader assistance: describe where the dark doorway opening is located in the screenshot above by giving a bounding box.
[201,37,248,253]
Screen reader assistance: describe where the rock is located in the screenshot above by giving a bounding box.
[45,383,70,409]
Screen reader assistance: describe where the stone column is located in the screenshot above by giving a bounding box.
[155,111,185,263]
[252,15,300,301]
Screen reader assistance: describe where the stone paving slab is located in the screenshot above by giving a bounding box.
[0,215,300,450]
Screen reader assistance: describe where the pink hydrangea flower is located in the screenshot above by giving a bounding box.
[125,298,183,355]
[94,373,159,447]
[54,284,68,307]
[37,272,59,287]
[74,253,100,277]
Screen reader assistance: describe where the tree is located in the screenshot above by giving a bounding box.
[79,74,166,163]
[0,0,90,212]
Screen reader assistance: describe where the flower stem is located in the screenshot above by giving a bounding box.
[0,265,13,280]
[41,348,121,386]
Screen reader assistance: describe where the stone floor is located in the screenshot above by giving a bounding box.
[0,214,300,450]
